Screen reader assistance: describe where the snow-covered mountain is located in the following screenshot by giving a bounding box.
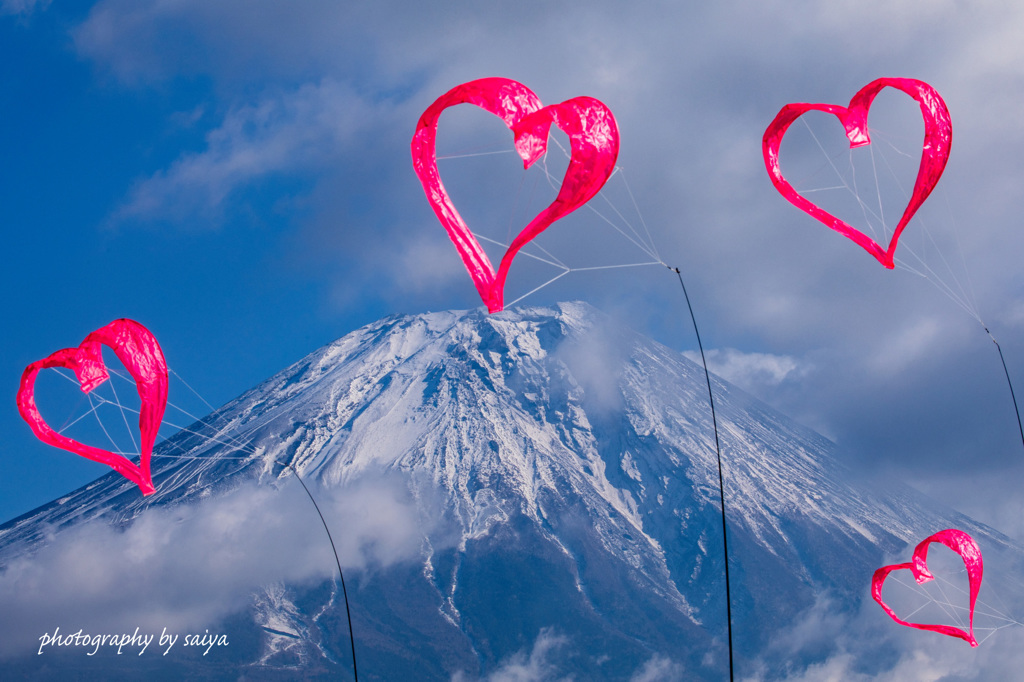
[2,302,1021,680]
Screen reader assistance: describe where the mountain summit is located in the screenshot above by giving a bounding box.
[2,302,1019,680]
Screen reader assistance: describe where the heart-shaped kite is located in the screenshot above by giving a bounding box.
[16,319,168,496]
[411,77,620,313]
[872,528,983,646]
[762,78,952,268]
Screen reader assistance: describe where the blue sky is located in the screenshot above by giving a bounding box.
[3,0,1024,547]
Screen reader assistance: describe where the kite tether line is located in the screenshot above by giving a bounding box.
[284,461,359,682]
[52,367,360,682]
[167,373,360,682]
[672,266,734,682]
[465,147,737,678]
[986,328,1024,456]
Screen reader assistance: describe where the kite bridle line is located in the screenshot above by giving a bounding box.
[882,545,1024,646]
[50,366,361,682]
[433,129,665,311]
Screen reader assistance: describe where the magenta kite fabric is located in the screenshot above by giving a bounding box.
[871,528,983,646]
[17,319,169,496]
[411,77,620,313]
[762,78,952,268]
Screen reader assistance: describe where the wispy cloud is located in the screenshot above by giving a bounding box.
[0,0,50,16]
[684,348,809,396]
[454,628,571,682]
[629,654,685,682]
[451,628,687,681]
[110,80,382,227]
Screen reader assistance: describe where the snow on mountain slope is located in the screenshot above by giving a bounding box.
[2,302,1021,680]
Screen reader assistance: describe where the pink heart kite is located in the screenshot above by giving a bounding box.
[411,77,620,313]
[17,319,168,496]
[872,528,983,646]
[762,78,952,268]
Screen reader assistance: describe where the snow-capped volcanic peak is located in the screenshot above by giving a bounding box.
[3,302,1020,680]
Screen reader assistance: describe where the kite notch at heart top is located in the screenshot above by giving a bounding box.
[762,77,952,268]
[872,528,983,646]
[411,77,620,313]
[16,319,168,496]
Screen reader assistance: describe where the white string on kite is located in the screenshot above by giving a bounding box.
[795,117,984,323]
[459,172,666,309]
[105,371,140,455]
[887,565,1024,645]
[799,117,1024,452]
[546,135,662,261]
[436,149,516,161]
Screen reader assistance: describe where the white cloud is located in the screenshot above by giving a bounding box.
[457,629,685,681]
[742,587,1024,682]
[0,475,430,658]
[455,627,571,682]
[629,654,685,682]
[684,348,807,393]
[555,317,628,415]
